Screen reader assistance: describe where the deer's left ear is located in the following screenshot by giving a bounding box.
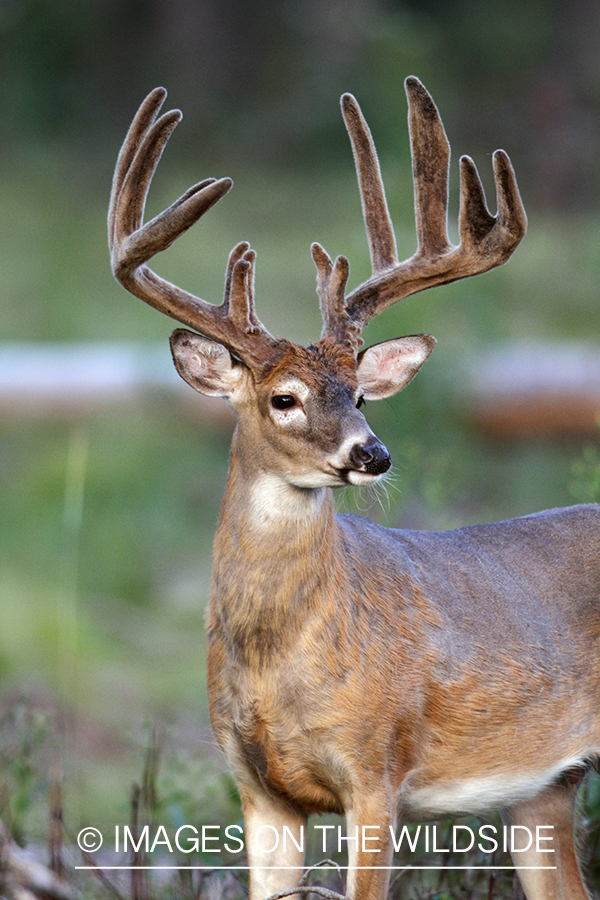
[356,334,436,400]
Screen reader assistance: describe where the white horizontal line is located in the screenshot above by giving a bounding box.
[75,865,557,871]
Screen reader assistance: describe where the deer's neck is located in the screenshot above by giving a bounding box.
[209,432,344,658]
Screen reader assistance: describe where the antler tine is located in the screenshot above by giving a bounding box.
[228,248,263,334]
[223,241,251,311]
[341,76,526,332]
[109,89,282,368]
[311,241,334,307]
[492,149,528,249]
[108,86,167,252]
[311,242,360,349]
[340,94,398,274]
[407,77,452,258]
[312,242,363,352]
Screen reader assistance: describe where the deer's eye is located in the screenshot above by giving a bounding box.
[356,396,366,409]
[271,394,297,410]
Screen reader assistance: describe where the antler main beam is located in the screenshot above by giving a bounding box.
[321,76,527,337]
[108,87,282,368]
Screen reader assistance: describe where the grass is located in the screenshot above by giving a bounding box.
[0,404,232,833]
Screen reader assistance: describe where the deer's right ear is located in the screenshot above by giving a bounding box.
[170,329,243,397]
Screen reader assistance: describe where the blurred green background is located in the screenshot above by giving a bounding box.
[2,0,600,870]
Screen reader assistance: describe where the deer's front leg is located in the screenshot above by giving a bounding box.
[241,789,307,900]
[344,798,395,900]
[502,780,589,900]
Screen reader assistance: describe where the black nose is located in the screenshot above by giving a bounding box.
[349,440,391,475]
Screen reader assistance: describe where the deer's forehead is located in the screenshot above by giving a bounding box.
[259,344,357,395]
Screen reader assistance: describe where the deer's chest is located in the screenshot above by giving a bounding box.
[208,636,350,815]
[232,705,346,816]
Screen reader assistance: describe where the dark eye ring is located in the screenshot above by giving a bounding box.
[271,394,297,410]
[356,396,366,409]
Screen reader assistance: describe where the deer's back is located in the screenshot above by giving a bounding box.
[339,502,600,644]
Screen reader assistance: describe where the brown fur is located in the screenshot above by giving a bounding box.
[257,339,358,390]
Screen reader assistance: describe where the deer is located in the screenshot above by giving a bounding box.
[108,77,600,900]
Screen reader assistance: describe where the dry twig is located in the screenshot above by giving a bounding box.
[0,821,75,900]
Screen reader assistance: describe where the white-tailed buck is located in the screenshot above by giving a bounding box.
[109,78,600,900]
